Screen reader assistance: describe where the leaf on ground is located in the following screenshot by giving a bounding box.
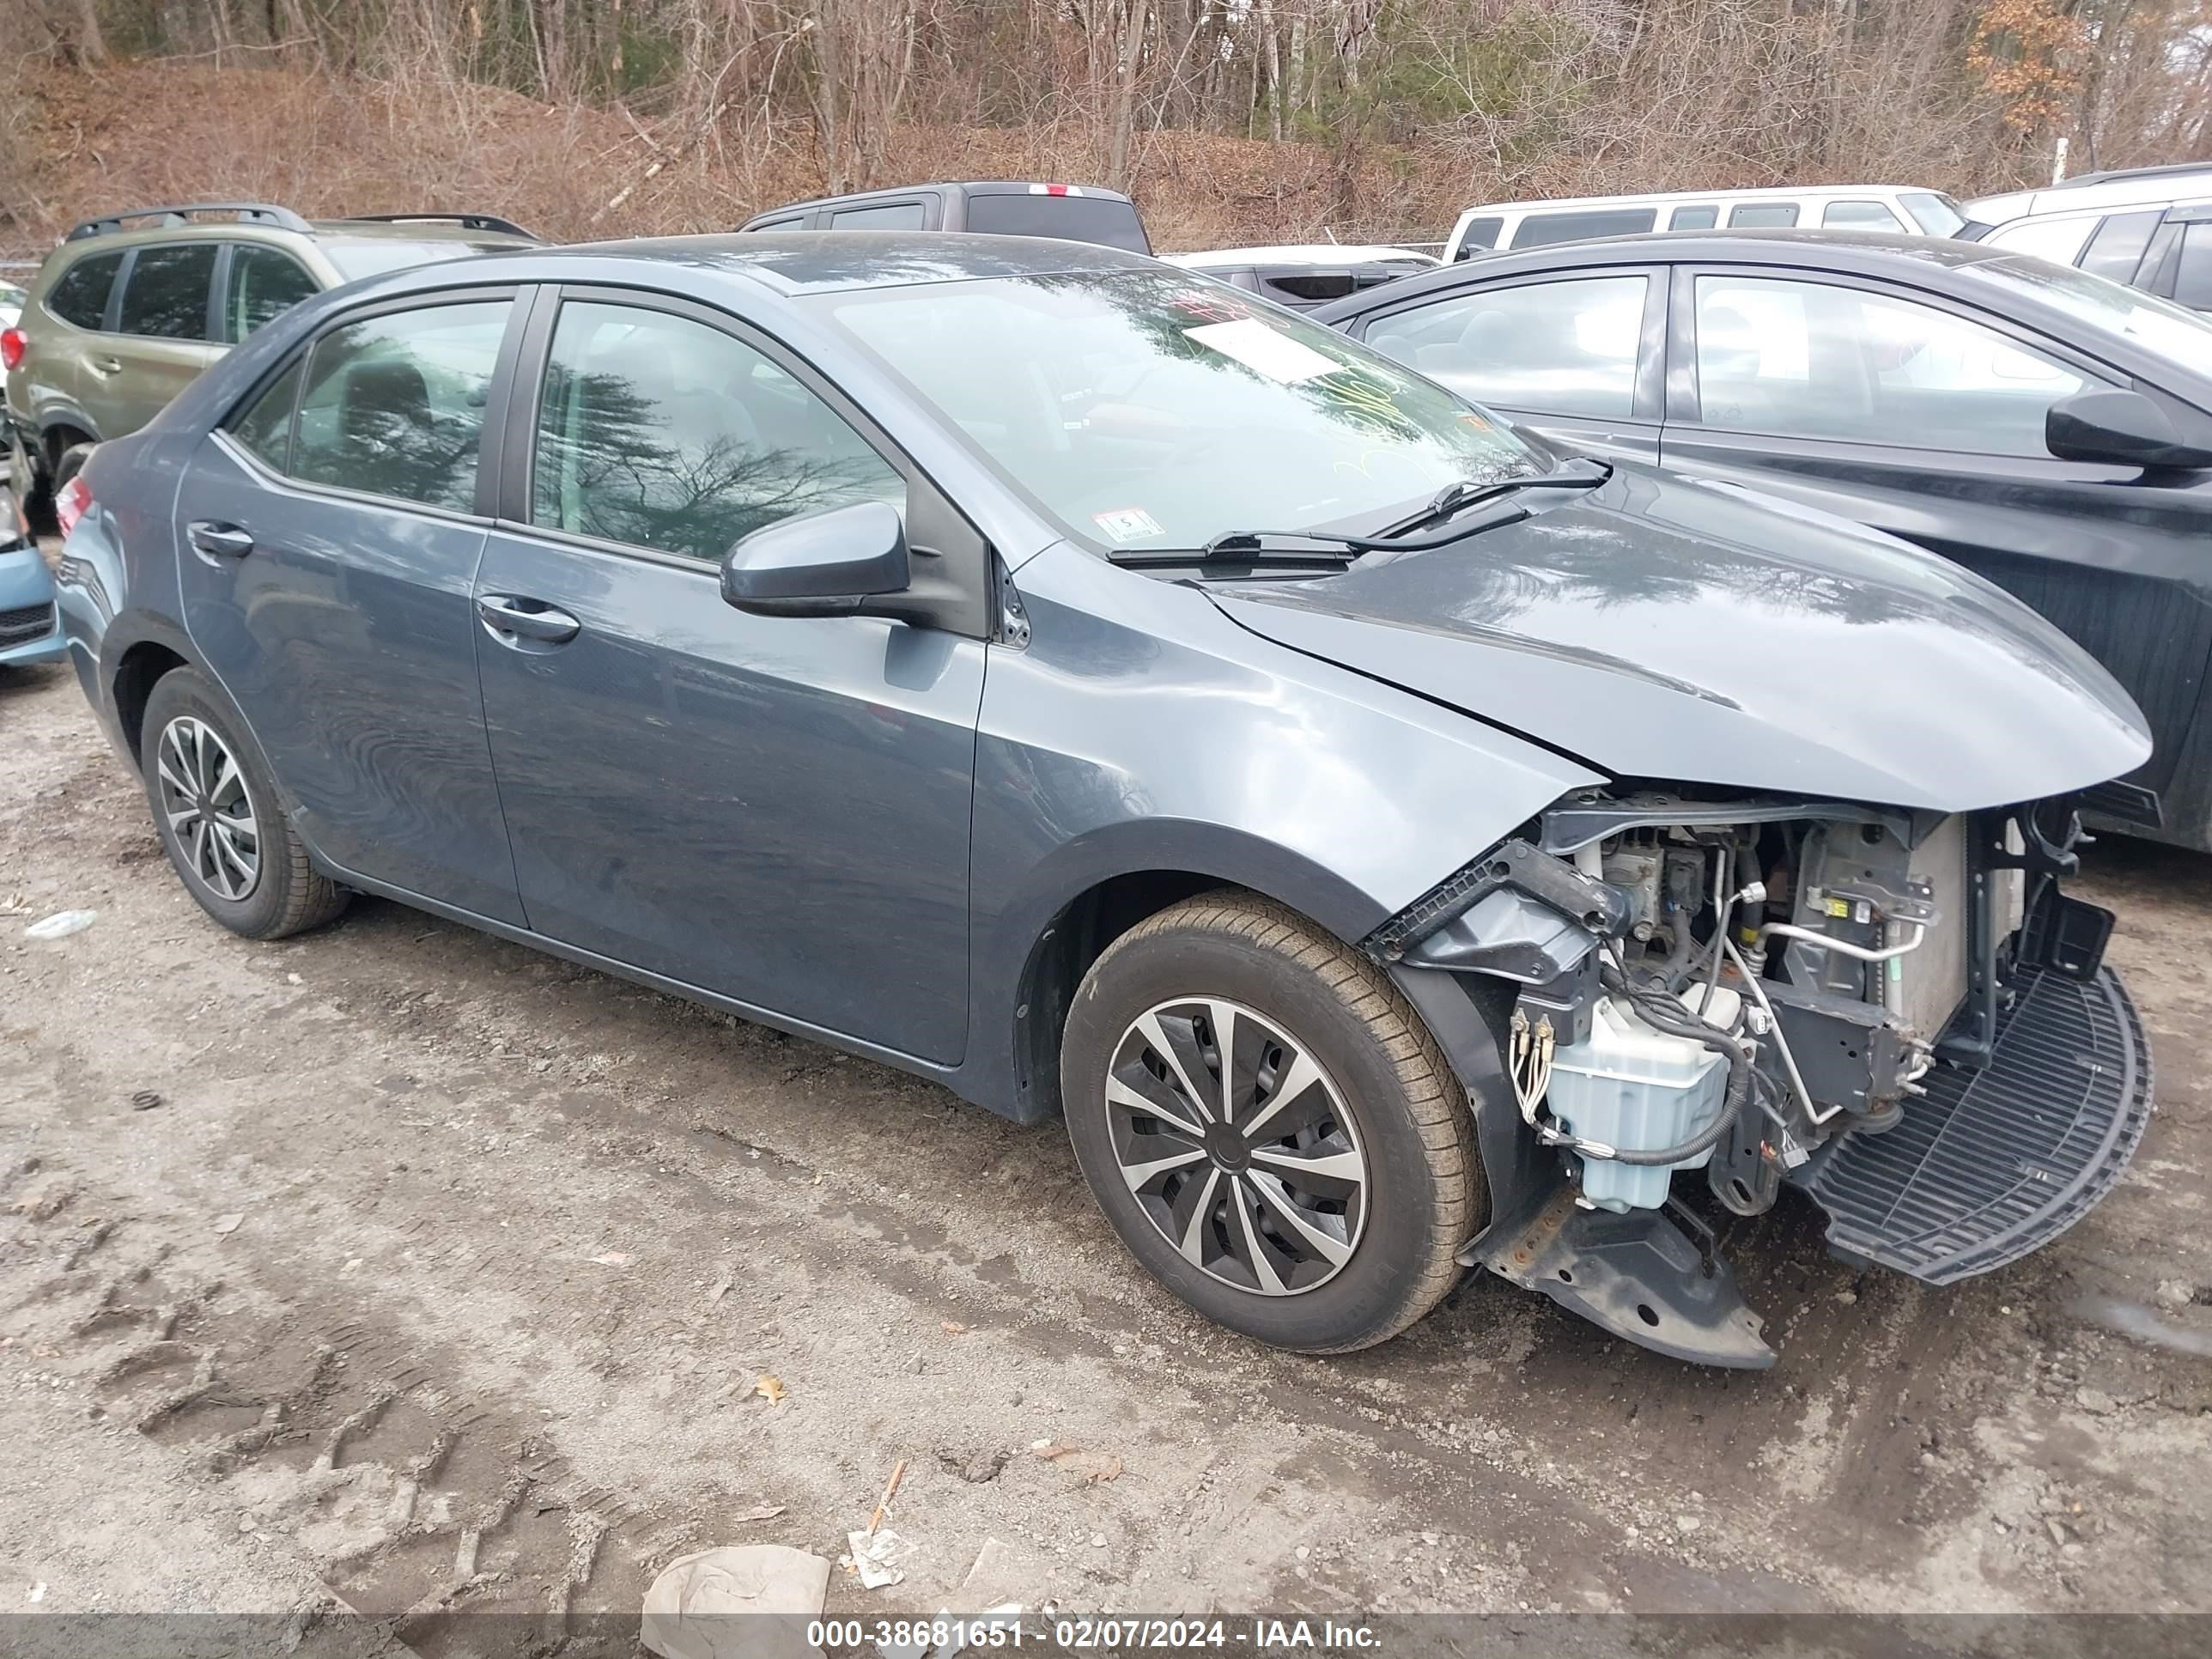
[736,1502,787,1522]
[754,1373,787,1407]
[590,1250,632,1267]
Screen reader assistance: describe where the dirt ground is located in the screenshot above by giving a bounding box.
[4,637,2211,1650]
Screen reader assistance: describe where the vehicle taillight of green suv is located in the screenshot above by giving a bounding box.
[2,202,537,514]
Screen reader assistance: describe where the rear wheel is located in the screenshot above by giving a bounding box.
[139,667,348,939]
[1060,890,1485,1352]
[52,440,93,495]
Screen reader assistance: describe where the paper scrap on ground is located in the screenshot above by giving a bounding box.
[640,1544,830,1659]
[24,909,97,940]
[844,1527,915,1589]
[1182,318,1340,384]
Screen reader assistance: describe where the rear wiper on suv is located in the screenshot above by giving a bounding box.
[1372,458,1611,540]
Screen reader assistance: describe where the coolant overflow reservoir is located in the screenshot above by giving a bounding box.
[1547,986,1741,1213]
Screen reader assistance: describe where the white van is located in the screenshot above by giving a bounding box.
[1442,185,1968,262]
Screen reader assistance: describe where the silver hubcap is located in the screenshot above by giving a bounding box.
[1105,997,1368,1296]
[155,716,261,902]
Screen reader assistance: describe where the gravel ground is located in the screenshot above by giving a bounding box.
[4,638,2211,1650]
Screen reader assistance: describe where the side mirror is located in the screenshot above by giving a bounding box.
[720,501,910,618]
[2046,388,2212,471]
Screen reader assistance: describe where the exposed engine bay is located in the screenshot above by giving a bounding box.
[1370,787,2150,1369]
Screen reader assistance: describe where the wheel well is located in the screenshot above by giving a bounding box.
[112,642,189,763]
[1012,870,1232,1121]
[45,424,93,470]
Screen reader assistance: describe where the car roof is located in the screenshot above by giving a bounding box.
[1455,185,1934,220]
[748,180,1138,216]
[505,230,1161,295]
[45,217,536,262]
[1167,245,1436,267]
[302,219,538,247]
[1968,170,2212,224]
[1323,228,2008,310]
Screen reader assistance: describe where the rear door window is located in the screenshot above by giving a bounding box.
[228,358,305,472]
[828,201,929,230]
[1984,214,2099,267]
[1728,202,1800,228]
[1668,204,1719,230]
[46,251,124,330]
[1822,199,1905,230]
[289,299,512,512]
[1364,274,1649,418]
[2079,210,2164,283]
[223,246,320,343]
[1510,208,1656,249]
[2173,222,2212,311]
[961,192,1151,252]
[118,244,218,340]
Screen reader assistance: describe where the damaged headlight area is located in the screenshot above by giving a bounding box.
[1369,788,2153,1370]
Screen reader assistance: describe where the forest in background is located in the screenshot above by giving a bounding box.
[3,0,2209,252]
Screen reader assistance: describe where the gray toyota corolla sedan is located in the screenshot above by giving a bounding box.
[54,234,2155,1367]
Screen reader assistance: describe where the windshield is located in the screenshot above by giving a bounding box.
[816,268,1542,555]
[1962,253,2212,380]
[323,240,521,281]
[1901,191,1967,236]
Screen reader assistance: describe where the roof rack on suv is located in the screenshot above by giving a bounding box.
[2054,161,2212,189]
[64,203,312,241]
[340,212,539,240]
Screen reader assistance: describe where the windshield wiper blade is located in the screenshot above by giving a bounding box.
[1109,529,1371,567]
[1373,459,1611,540]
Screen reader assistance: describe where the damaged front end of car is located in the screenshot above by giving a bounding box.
[1373,787,2155,1369]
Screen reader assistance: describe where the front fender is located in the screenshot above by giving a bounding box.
[954,542,1602,1121]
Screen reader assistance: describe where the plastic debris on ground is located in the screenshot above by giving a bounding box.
[640,1544,831,1659]
[24,909,97,940]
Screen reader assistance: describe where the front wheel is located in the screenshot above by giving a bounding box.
[1060,891,1486,1352]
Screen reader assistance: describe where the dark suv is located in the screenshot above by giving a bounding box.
[738,181,1151,253]
[3,203,537,509]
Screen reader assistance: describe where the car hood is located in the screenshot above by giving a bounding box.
[1206,465,2150,812]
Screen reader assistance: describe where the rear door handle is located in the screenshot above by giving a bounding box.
[476,593,581,645]
[185,520,254,560]
[90,356,122,377]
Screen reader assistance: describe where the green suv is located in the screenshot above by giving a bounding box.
[3,203,537,507]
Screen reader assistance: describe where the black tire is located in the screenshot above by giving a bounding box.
[138,667,349,939]
[1061,890,1486,1352]
[52,441,94,495]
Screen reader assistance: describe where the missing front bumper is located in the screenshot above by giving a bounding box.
[1795,963,2152,1285]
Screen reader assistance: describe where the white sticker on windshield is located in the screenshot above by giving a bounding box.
[1182,318,1341,384]
[1093,507,1164,543]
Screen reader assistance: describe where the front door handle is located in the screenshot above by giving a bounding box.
[186,520,254,560]
[89,356,122,377]
[476,593,581,645]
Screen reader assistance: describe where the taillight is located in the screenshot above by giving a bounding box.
[0,328,24,371]
[54,472,91,538]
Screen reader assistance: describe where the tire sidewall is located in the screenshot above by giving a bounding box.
[139,669,298,939]
[1063,924,1459,1352]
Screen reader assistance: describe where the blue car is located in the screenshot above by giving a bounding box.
[0,484,65,666]
[52,234,2154,1367]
